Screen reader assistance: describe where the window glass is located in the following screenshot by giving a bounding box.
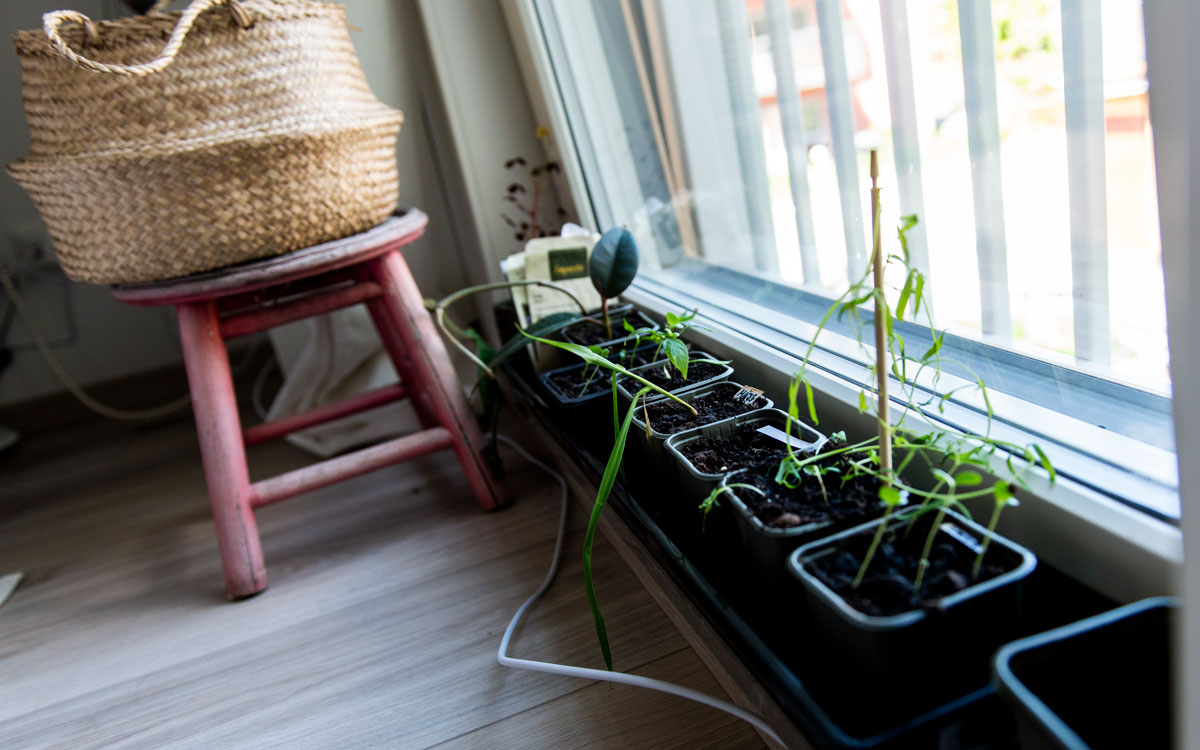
[534,0,1172,504]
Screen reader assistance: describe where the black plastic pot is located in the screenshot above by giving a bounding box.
[992,596,1176,750]
[789,509,1037,715]
[536,343,658,447]
[536,306,659,370]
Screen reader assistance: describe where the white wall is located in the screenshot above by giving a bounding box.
[0,1,186,406]
[0,0,482,405]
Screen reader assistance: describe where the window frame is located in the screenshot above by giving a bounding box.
[504,0,1183,604]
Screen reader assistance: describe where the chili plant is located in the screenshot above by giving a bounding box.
[774,213,1055,596]
[625,308,700,379]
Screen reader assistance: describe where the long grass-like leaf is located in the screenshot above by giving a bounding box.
[520,329,696,413]
[582,386,649,670]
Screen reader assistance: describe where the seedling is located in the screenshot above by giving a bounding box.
[699,480,764,531]
[622,307,703,379]
[577,345,610,397]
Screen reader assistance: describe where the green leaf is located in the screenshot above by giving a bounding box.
[921,333,943,362]
[879,485,908,507]
[589,228,640,299]
[1032,444,1056,484]
[838,291,875,321]
[993,480,1014,504]
[787,377,801,421]
[978,379,994,419]
[858,390,869,413]
[931,467,956,490]
[804,379,818,426]
[955,470,983,486]
[662,338,689,380]
[623,318,635,333]
[896,272,914,321]
[582,387,648,670]
[913,273,925,316]
[897,214,919,263]
[665,311,680,327]
[876,290,893,339]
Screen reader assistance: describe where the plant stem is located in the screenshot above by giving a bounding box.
[912,505,948,596]
[973,501,1003,579]
[434,280,590,376]
[602,297,612,339]
[852,505,893,590]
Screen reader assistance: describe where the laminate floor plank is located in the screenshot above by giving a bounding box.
[0,416,763,749]
[428,649,768,750]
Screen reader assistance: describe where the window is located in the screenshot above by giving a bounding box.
[532,0,1174,518]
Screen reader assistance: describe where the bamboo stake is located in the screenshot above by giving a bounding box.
[870,149,892,481]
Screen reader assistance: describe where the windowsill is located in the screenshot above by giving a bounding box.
[621,270,1183,605]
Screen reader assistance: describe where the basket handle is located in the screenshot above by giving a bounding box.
[43,0,253,77]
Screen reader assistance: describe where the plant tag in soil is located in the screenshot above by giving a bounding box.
[756,424,813,450]
[940,522,985,555]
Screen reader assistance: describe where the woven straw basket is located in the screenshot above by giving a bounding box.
[8,0,404,284]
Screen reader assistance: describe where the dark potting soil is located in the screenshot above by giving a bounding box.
[643,383,768,434]
[543,348,660,401]
[562,313,639,347]
[681,422,796,475]
[804,512,1021,618]
[619,360,725,394]
[729,457,881,531]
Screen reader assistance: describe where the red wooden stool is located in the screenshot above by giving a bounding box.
[114,208,509,599]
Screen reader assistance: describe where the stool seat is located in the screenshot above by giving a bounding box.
[114,207,508,599]
[113,209,427,305]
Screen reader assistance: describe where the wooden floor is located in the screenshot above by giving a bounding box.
[0,413,764,749]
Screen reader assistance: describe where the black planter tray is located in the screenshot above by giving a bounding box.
[500,354,1116,748]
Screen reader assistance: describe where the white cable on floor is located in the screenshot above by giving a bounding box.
[0,258,191,421]
[494,434,789,749]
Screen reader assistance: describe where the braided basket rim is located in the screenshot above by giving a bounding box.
[12,0,346,56]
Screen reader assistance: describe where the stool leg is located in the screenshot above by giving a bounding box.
[367,250,510,511]
[177,300,268,599]
[365,299,440,431]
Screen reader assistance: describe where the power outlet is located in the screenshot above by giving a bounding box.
[0,231,76,352]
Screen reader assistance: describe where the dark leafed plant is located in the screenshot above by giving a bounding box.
[501,156,568,242]
[589,228,639,339]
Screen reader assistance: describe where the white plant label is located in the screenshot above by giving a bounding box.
[756,424,813,450]
[940,522,985,555]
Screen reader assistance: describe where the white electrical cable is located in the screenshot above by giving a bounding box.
[0,258,191,421]
[493,434,789,749]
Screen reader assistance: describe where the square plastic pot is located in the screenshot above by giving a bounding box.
[614,351,733,407]
[535,344,659,447]
[788,509,1037,714]
[624,382,772,507]
[535,306,658,371]
[664,407,824,526]
[992,596,1176,750]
